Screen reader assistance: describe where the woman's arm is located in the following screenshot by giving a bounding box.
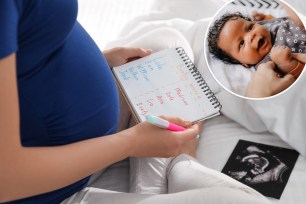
[0,54,133,201]
[292,53,306,64]
[0,53,199,202]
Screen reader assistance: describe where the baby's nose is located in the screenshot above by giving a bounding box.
[247,32,258,49]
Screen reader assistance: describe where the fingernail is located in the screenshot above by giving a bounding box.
[184,120,192,126]
[196,134,201,139]
[146,49,153,53]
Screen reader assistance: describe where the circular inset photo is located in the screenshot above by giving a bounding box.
[204,0,305,99]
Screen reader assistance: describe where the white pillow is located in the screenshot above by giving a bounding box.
[199,0,306,157]
[212,70,306,157]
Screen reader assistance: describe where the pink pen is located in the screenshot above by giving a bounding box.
[145,115,186,131]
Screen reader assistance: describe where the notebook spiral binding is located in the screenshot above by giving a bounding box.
[175,47,222,110]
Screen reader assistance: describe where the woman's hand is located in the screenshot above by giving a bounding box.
[122,116,201,158]
[103,47,152,67]
[179,120,204,158]
[246,61,295,98]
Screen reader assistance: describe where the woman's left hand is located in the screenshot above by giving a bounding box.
[246,61,295,98]
[103,47,152,67]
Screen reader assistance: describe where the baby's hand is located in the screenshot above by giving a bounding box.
[270,45,294,73]
[252,11,275,21]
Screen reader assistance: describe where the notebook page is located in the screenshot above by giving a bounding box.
[113,48,219,122]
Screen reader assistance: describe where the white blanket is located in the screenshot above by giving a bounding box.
[80,0,306,203]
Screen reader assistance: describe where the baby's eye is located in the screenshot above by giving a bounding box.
[239,40,244,48]
[248,24,254,31]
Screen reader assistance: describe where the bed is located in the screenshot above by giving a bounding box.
[78,0,306,203]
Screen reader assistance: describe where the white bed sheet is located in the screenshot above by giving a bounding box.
[97,115,306,204]
[78,0,306,203]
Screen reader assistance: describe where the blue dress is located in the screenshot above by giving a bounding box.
[0,0,119,203]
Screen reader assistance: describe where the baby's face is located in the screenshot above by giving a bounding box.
[217,17,272,66]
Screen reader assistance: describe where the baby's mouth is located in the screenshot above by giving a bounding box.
[258,38,265,50]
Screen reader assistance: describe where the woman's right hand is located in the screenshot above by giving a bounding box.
[122,116,201,158]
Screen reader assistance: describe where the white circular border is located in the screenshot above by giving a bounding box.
[203,0,305,101]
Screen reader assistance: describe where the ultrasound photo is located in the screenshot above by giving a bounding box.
[222,140,299,199]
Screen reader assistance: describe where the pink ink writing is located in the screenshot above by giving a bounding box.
[136,103,148,116]
[147,99,154,107]
[175,88,188,106]
[156,95,164,104]
[165,92,175,101]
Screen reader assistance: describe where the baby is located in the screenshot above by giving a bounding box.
[208,12,306,78]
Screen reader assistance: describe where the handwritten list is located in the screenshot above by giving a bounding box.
[118,56,165,82]
[113,48,219,122]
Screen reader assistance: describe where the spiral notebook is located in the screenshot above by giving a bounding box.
[112,47,222,123]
